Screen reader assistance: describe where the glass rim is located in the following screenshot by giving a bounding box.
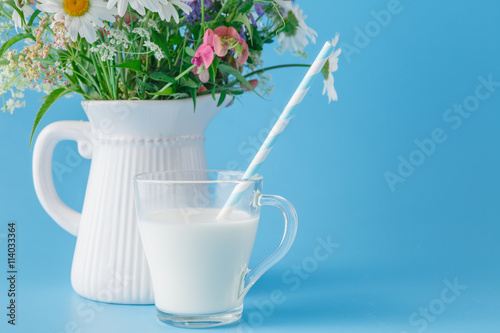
[134,170,263,184]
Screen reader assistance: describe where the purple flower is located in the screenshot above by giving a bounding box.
[248,13,257,27]
[255,4,265,17]
[239,26,247,41]
[186,0,213,24]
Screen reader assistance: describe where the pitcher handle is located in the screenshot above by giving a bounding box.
[32,121,93,236]
[240,193,298,298]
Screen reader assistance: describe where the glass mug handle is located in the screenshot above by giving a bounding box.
[240,193,298,299]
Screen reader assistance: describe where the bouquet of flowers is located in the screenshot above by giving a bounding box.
[0,0,340,141]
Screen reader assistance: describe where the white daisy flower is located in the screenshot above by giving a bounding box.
[277,4,317,55]
[157,0,192,23]
[322,34,341,103]
[11,0,35,30]
[274,0,292,10]
[107,0,161,17]
[37,0,117,43]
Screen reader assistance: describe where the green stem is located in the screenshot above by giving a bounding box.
[101,65,113,99]
[214,0,230,22]
[244,64,311,78]
[152,64,197,100]
[73,61,100,91]
[109,60,118,99]
[201,0,205,27]
[174,34,189,66]
[91,54,112,99]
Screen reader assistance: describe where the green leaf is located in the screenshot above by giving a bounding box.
[240,2,253,13]
[185,47,196,57]
[168,92,189,99]
[180,77,199,89]
[191,89,197,111]
[211,85,216,100]
[169,35,183,45]
[150,64,197,96]
[150,72,175,83]
[144,82,160,91]
[248,28,263,51]
[0,34,33,58]
[229,90,244,96]
[78,80,90,95]
[148,85,173,96]
[57,49,72,61]
[27,9,41,26]
[159,87,174,95]
[209,58,219,83]
[29,88,70,147]
[113,60,146,74]
[217,90,227,107]
[234,13,253,42]
[218,63,263,98]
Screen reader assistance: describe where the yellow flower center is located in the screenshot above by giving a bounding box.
[63,0,90,17]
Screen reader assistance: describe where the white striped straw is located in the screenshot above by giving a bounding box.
[217,41,336,219]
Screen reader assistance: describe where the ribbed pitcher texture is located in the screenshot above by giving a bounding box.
[33,95,226,304]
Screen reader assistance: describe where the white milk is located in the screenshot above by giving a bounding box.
[139,208,259,314]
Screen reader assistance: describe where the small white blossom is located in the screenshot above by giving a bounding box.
[109,29,132,49]
[132,27,150,38]
[274,0,293,10]
[143,40,164,60]
[91,44,118,61]
[276,4,317,55]
[138,17,160,31]
[11,0,35,30]
[258,73,274,97]
[1,89,25,114]
[322,34,341,103]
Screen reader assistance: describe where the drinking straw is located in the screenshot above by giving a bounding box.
[217,41,337,219]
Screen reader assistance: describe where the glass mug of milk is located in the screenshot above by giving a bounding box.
[134,170,297,328]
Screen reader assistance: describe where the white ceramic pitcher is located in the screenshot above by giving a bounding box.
[32,95,226,304]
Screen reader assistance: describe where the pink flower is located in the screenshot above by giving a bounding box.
[117,12,138,25]
[212,26,240,57]
[197,86,208,93]
[192,66,210,83]
[198,68,210,83]
[235,38,249,65]
[243,79,258,92]
[192,43,214,68]
[192,26,251,82]
[98,28,110,37]
[203,28,217,46]
[210,26,249,65]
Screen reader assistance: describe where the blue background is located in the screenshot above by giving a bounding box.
[1,0,500,332]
